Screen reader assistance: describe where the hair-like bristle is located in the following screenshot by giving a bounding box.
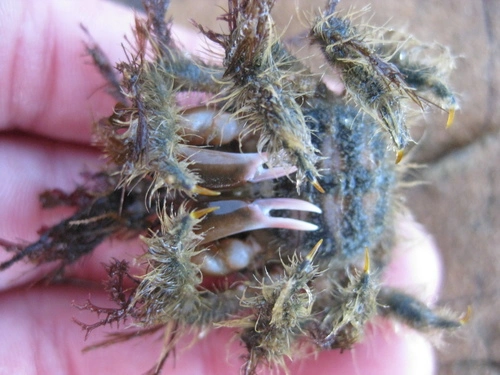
[94,15,205,199]
[312,254,380,350]
[310,6,416,154]
[376,31,459,127]
[226,243,322,374]
[196,0,322,190]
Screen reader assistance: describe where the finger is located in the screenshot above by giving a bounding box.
[300,322,434,375]
[0,0,219,144]
[0,287,243,375]
[0,0,135,143]
[0,134,100,289]
[0,282,434,375]
[383,212,443,304]
[0,135,100,238]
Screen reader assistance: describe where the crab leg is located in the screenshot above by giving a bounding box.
[180,147,297,190]
[198,198,321,245]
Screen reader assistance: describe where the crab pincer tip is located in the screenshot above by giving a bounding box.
[192,185,221,196]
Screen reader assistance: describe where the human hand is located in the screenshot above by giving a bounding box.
[0,1,443,374]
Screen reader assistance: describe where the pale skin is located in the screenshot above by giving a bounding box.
[0,1,442,374]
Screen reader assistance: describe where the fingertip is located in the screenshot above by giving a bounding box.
[301,321,435,375]
[0,285,246,375]
[383,212,443,304]
[0,135,101,290]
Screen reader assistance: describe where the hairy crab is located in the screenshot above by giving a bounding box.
[0,0,465,374]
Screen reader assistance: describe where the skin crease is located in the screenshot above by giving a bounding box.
[0,0,442,374]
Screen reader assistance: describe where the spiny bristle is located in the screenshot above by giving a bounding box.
[198,1,321,188]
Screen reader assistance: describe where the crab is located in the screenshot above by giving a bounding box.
[0,0,465,374]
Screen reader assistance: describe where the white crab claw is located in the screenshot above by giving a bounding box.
[198,198,321,245]
[179,147,297,189]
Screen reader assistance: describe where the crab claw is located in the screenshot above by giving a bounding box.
[198,198,321,245]
[180,147,297,190]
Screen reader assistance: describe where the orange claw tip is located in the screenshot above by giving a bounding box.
[306,239,324,262]
[311,178,326,194]
[395,149,405,164]
[459,305,473,325]
[192,185,221,196]
[446,108,456,129]
[363,248,370,274]
[190,206,219,220]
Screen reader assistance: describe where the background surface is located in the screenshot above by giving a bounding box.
[116,1,500,374]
